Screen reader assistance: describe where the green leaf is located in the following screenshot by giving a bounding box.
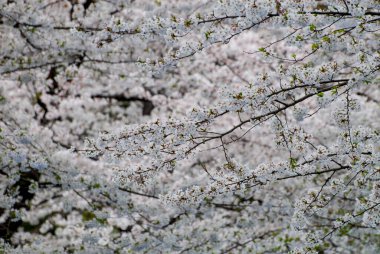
[92,183,101,189]
[28,27,37,33]
[295,35,303,41]
[184,19,192,27]
[233,92,244,100]
[338,224,353,236]
[58,41,65,48]
[96,218,107,225]
[82,210,96,222]
[171,15,177,23]
[258,47,266,52]
[322,35,331,43]
[333,28,345,34]
[205,31,213,40]
[10,210,17,218]
[289,157,297,169]
[311,43,319,51]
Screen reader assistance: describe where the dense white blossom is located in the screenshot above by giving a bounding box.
[1,0,379,253]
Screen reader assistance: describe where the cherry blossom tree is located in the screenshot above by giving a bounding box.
[1,0,379,253]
